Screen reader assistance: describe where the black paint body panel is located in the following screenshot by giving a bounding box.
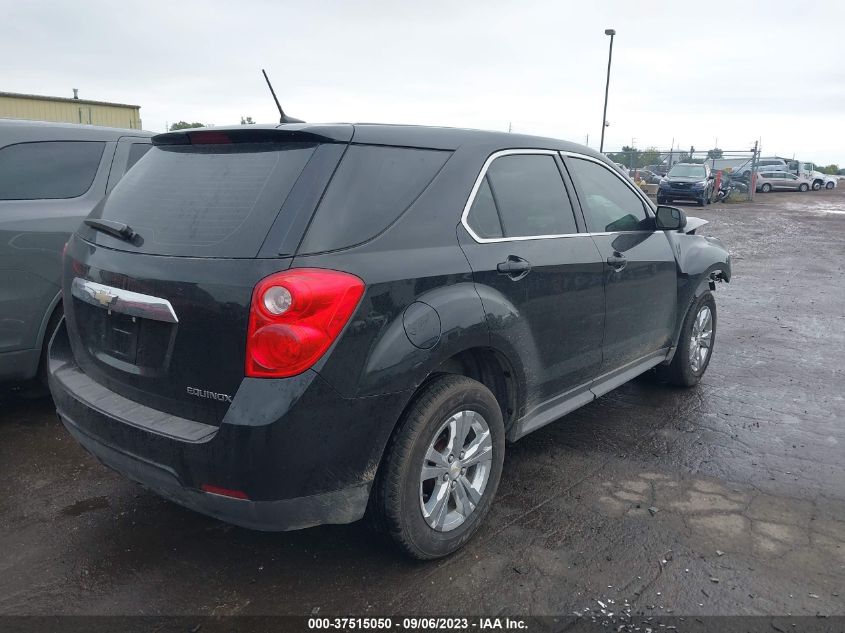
[49,122,731,530]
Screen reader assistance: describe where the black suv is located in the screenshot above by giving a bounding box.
[49,124,730,559]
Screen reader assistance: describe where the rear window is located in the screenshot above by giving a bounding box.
[0,141,105,200]
[89,142,317,257]
[298,144,450,253]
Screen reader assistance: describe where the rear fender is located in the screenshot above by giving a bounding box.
[355,282,491,397]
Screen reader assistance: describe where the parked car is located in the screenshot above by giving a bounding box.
[49,123,731,559]
[0,119,152,385]
[737,157,788,178]
[756,171,811,192]
[630,169,661,185]
[657,162,715,206]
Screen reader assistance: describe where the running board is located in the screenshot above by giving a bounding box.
[509,349,670,441]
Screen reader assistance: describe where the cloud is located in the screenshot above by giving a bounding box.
[2,0,843,164]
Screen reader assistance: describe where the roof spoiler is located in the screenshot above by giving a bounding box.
[151,125,353,146]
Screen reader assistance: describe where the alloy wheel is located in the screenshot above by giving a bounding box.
[420,410,493,532]
[689,305,713,373]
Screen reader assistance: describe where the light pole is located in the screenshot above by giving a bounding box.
[599,28,616,154]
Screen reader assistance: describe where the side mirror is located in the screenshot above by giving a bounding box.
[655,205,687,231]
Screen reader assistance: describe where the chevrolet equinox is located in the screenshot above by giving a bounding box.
[49,123,731,559]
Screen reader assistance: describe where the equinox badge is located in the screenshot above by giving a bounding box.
[187,387,233,403]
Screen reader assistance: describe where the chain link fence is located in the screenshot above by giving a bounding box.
[603,146,760,202]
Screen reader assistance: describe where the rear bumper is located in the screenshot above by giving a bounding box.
[59,411,369,531]
[49,320,410,531]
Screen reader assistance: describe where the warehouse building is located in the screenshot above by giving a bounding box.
[0,90,142,130]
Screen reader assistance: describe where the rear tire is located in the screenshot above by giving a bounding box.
[658,292,716,387]
[371,374,505,559]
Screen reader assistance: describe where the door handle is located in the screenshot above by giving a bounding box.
[606,252,627,272]
[497,255,532,280]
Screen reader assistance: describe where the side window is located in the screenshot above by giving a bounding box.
[469,153,577,238]
[0,141,105,200]
[566,157,649,233]
[466,177,503,239]
[125,143,152,171]
[299,144,450,253]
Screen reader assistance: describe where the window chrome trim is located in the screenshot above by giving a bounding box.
[460,149,584,244]
[460,148,658,245]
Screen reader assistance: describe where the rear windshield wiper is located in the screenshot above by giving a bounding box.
[84,218,138,243]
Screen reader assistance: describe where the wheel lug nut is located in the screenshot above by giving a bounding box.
[461,468,466,474]
[448,454,454,463]
[443,473,449,481]
[450,481,456,488]
[459,451,465,459]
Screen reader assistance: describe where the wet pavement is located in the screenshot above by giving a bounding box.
[1,189,843,617]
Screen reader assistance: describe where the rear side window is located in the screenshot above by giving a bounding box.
[298,145,450,253]
[566,157,649,233]
[466,178,503,239]
[467,153,577,239]
[91,142,317,257]
[125,143,151,171]
[0,141,105,200]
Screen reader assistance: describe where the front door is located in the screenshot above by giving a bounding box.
[562,154,677,375]
[458,150,605,403]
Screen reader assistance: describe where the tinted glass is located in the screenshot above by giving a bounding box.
[668,164,706,178]
[92,142,316,257]
[299,144,449,253]
[465,177,503,238]
[125,143,152,171]
[485,154,577,237]
[567,158,649,233]
[0,141,105,200]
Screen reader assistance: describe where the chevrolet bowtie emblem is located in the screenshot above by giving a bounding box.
[93,288,117,308]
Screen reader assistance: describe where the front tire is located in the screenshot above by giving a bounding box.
[826,181,835,189]
[761,183,772,193]
[371,374,505,559]
[658,292,716,387]
[799,183,809,192]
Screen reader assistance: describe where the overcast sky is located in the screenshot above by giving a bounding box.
[4,0,844,164]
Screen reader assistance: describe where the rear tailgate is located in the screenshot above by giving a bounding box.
[64,126,351,425]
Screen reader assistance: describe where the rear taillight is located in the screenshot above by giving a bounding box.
[245,269,365,378]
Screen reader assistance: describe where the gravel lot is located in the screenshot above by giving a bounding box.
[1,188,843,619]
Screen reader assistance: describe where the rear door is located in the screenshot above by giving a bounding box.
[0,138,113,358]
[64,128,351,424]
[562,153,677,375]
[458,150,605,403]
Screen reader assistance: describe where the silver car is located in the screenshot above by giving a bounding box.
[0,120,152,386]
[756,171,811,193]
